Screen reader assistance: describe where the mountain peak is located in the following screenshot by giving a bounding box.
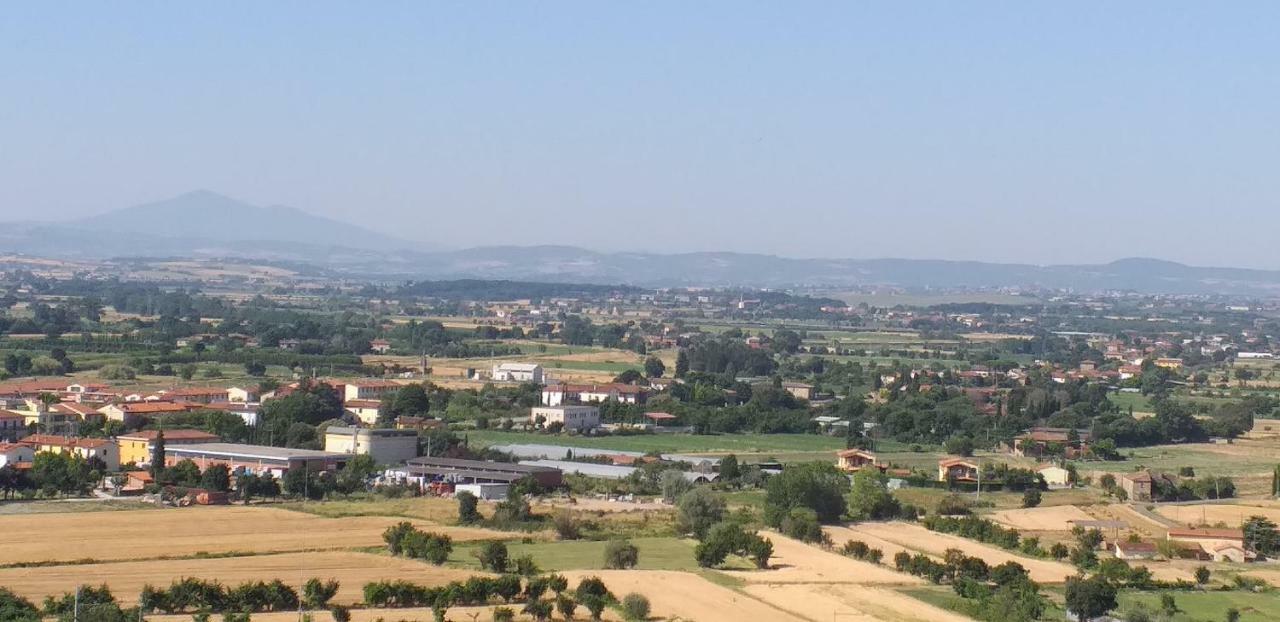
[74,190,421,251]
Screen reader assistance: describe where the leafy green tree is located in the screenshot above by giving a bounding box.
[718,454,741,484]
[676,487,725,539]
[0,587,40,622]
[1022,488,1042,508]
[659,469,694,503]
[1244,515,1280,557]
[644,356,665,378]
[478,541,509,573]
[674,349,689,378]
[780,507,825,543]
[763,462,847,526]
[198,464,231,492]
[847,469,900,522]
[620,593,650,621]
[457,490,482,524]
[604,539,639,569]
[302,579,339,609]
[1064,575,1117,621]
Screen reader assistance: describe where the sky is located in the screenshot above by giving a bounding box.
[2,2,1278,268]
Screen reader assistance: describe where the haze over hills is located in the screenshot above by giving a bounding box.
[2,191,1280,295]
[73,190,422,251]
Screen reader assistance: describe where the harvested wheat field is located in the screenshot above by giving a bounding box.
[563,570,805,622]
[1155,502,1280,528]
[846,522,1077,583]
[0,505,506,565]
[0,551,481,606]
[723,532,916,585]
[823,525,919,561]
[151,606,624,622]
[989,505,1095,531]
[742,583,973,622]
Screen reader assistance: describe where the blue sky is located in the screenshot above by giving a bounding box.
[2,3,1278,267]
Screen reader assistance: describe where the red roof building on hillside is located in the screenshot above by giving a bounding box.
[541,383,648,406]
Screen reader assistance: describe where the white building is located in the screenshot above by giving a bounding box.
[0,442,34,467]
[531,405,600,431]
[455,482,510,500]
[343,380,400,402]
[324,426,419,465]
[491,363,544,384]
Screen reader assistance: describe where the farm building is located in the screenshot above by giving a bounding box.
[455,482,510,500]
[530,405,600,431]
[323,426,419,465]
[1036,464,1071,488]
[938,458,980,482]
[1011,427,1091,458]
[165,443,349,477]
[491,362,544,384]
[1113,540,1160,561]
[387,456,564,489]
[1119,470,1154,501]
[835,449,884,473]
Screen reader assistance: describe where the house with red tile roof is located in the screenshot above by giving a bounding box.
[18,434,119,470]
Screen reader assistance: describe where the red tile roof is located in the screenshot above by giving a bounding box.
[19,434,113,449]
[117,430,219,442]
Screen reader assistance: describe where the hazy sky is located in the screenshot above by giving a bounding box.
[2,3,1278,267]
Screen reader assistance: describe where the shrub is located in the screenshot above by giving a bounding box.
[621,593,651,621]
[677,487,726,539]
[555,594,577,620]
[604,539,640,569]
[694,522,772,569]
[491,607,515,622]
[762,463,847,526]
[477,541,509,573]
[1021,488,1041,508]
[1194,565,1210,584]
[553,509,581,540]
[457,491,482,524]
[780,507,827,544]
[302,579,339,609]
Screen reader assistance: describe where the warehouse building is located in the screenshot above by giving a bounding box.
[384,456,564,491]
[165,443,349,477]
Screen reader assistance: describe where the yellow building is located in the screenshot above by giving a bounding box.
[115,429,220,466]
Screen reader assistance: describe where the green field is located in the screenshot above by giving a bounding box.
[1119,589,1280,622]
[1087,443,1276,480]
[449,537,720,571]
[1108,391,1154,413]
[833,292,1040,307]
[465,430,846,455]
[531,359,641,373]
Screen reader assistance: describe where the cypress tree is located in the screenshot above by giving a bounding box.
[150,430,166,479]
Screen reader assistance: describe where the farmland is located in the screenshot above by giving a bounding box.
[0,551,472,607]
[0,505,507,565]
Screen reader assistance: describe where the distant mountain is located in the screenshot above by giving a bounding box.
[72,190,420,251]
[2,191,1279,295]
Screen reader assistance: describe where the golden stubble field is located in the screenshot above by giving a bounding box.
[0,505,508,565]
[0,551,479,606]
